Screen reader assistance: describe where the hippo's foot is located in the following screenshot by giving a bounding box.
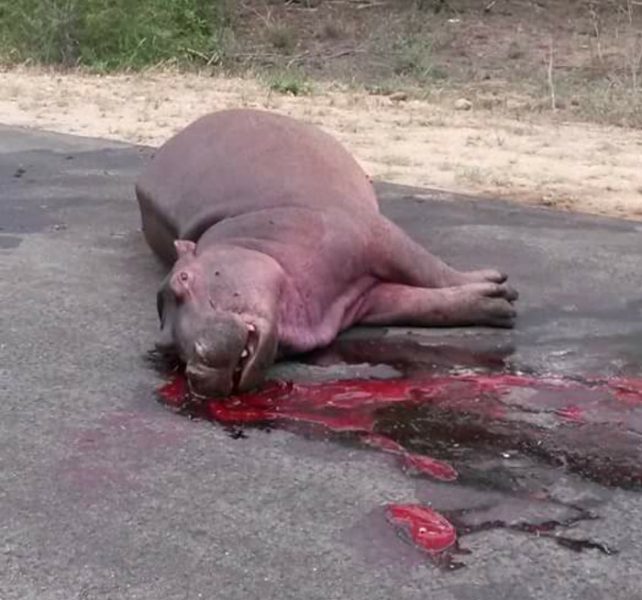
[359,282,518,328]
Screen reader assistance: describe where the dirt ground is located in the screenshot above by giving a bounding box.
[1,67,640,220]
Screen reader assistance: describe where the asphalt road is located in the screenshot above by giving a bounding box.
[1,124,642,600]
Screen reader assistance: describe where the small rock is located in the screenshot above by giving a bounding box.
[389,91,408,102]
[454,98,472,111]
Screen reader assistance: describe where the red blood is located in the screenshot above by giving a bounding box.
[157,376,188,407]
[611,378,642,405]
[206,402,278,423]
[157,371,642,489]
[361,434,458,481]
[401,453,459,482]
[155,370,642,563]
[280,410,375,432]
[555,405,584,422]
[157,372,533,431]
[361,433,405,454]
[157,372,642,440]
[385,504,456,554]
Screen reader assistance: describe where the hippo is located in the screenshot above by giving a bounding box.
[136,109,517,398]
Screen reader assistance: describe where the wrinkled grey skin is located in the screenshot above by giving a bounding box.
[136,109,517,398]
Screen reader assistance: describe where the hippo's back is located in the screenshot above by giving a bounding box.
[136,109,378,260]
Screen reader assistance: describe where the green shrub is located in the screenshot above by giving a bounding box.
[393,35,438,81]
[0,0,232,70]
[265,69,311,96]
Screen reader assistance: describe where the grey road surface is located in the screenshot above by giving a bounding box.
[1,125,642,600]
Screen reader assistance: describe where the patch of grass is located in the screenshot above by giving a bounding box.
[365,80,401,96]
[0,0,232,70]
[392,34,445,82]
[454,165,488,186]
[265,69,311,96]
[265,23,297,54]
[544,72,642,128]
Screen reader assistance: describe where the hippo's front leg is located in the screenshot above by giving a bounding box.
[372,217,508,289]
[358,282,518,329]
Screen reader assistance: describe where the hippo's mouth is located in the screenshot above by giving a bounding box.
[232,322,258,392]
[185,318,272,398]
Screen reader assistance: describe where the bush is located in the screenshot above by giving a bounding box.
[0,0,231,70]
[265,69,312,96]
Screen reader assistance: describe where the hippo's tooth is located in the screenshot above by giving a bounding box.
[241,349,249,358]
[247,323,256,332]
[195,341,207,357]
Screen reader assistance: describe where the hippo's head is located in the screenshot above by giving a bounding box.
[155,240,282,397]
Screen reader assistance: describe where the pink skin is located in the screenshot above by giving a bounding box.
[137,109,518,397]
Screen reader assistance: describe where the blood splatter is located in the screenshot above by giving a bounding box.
[400,453,458,482]
[385,504,456,554]
[361,433,406,454]
[610,378,642,405]
[157,372,642,487]
[155,367,641,565]
[360,433,458,481]
[555,405,584,422]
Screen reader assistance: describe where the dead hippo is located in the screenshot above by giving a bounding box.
[136,109,517,398]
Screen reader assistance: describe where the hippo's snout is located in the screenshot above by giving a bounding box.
[185,362,235,398]
[185,323,262,397]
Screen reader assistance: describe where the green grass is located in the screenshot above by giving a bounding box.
[392,34,444,82]
[265,69,311,96]
[0,0,232,71]
[265,23,298,54]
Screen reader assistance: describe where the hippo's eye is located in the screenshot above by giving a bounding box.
[170,270,193,300]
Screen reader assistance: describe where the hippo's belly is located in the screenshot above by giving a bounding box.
[135,109,378,263]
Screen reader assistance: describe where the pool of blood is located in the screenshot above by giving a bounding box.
[154,351,641,567]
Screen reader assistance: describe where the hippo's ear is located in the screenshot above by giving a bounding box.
[174,239,196,260]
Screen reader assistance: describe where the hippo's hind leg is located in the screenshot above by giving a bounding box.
[358,281,518,328]
[371,217,507,289]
